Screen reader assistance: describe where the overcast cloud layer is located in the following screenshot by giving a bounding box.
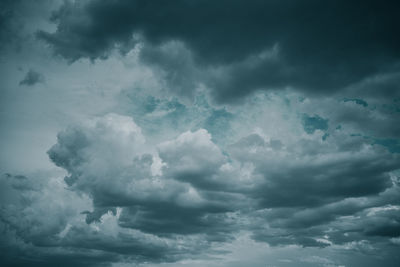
[1,1,400,267]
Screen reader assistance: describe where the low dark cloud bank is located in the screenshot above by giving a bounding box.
[38,0,400,101]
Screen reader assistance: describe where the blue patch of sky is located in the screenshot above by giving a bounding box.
[302,114,329,134]
[373,139,400,153]
[343,98,368,107]
[121,89,235,142]
[202,108,234,144]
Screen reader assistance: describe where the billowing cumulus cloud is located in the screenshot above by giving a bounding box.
[2,108,398,265]
[1,98,399,265]
[1,1,400,267]
[47,114,240,241]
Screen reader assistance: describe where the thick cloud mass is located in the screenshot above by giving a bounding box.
[47,114,239,240]
[3,112,393,265]
[2,1,400,266]
[229,133,398,208]
[38,0,400,101]
[2,107,400,266]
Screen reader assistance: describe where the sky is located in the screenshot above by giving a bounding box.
[1,1,400,266]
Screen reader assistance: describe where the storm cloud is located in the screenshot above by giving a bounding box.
[1,1,400,266]
[38,0,400,101]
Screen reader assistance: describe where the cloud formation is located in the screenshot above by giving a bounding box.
[3,109,399,265]
[38,0,400,101]
[1,1,400,266]
[47,114,239,240]
[19,69,44,86]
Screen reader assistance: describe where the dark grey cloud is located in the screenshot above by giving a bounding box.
[118,204,233,239]
[344,70,400,101]
[139,41,203,98]
[45,113,400,250]
[2,2,400,264]
[0,172,213,266]
[226,131,400,249]
[0,0,57,54]
[38,0,400,101]
[46,114,241,245]
[2,110,400,266]
[250,187,400,248]
[0,248,118,267]
[229,133,400,209]
[19,69,44,86]
[59,225,193,263]
[0,173,113,267]
[0,0,21,49]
